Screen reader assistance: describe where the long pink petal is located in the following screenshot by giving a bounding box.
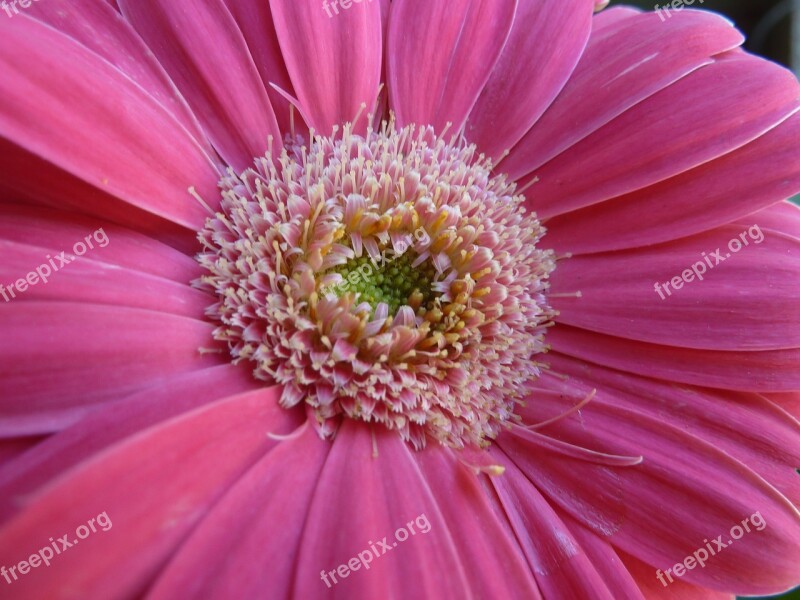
[0,437,44,472]
[507,376,800,596]
[414,446,541,597]
[740,199,800,240]
[620,551,733,599]
[291,420,473,598]
[544,354,800,509]
[489,456,635,599]
[388,0,517,134]
[547,325,800,391]
[516,52,800,219]
[222,0,303,136]
[0,303,223,419]
[0,16,220,230]
[0,143,196,252]
[545,113,800,253]
[466,0,593,161]
[0,365,258,518]
[0,205,200,283]
[500,10,745,181]
[0,388,300,600]
[25,0,214,155]
[118,0,282,173]
[592,5,642,30]
[767,392,800,421]
[269,0,382,135]
[0,240,210,318]
[566,518,647,600]
[550,221,800,350]
[147,427,329,599]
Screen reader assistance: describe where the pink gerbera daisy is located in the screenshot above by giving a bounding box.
[0,1,798,598]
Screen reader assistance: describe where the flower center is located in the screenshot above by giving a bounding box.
[196,121,555,449]
[323,250,438,316]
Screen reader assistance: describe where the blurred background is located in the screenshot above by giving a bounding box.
[609,2,800,599]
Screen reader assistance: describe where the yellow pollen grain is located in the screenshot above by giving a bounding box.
[408,290,424,310]
[444,333,461,345]
[450,280,467,295]
[425,308,444,323]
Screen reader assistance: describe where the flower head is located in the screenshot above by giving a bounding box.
[0,1,798,599]
[198,121,555,448]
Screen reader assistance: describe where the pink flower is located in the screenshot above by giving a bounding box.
[0,1,798,598]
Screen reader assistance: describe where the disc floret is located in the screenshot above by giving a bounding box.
[197,120,555,449]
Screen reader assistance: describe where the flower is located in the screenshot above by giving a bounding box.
[0,1,798,599]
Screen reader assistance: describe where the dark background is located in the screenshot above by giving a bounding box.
[609,2,799,599]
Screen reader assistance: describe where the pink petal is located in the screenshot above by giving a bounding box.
[146,426,330,598]
[387,0,516,134]
[740,199,800,240]
[509,374,800,596]
[547,325,800,392]
[25,0,213,154]
[620,551,733,599]
[545,353,800,509]
[566,518,647,599]
[222,0,304,136]
[0,365,258,518]
[0,303,223,421]
[270,0,382,135]
[0,387,300,599]
[767,392,800,421]
[494,423,632,551]
[0,205,200,283]
[0,16,220,230]
[414,445,541,597]
[550,220,800,350]
[0,142,196,252]
[500,9,744,181]
[0,239,210,318]
[592,5,642,29]
[489,455,635,599]
[0,437,44,472]
[515,52,800,219]
[118,0,282,173]
[466,0,594,161]
[545,113,800,253]
[291,420,473,598]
